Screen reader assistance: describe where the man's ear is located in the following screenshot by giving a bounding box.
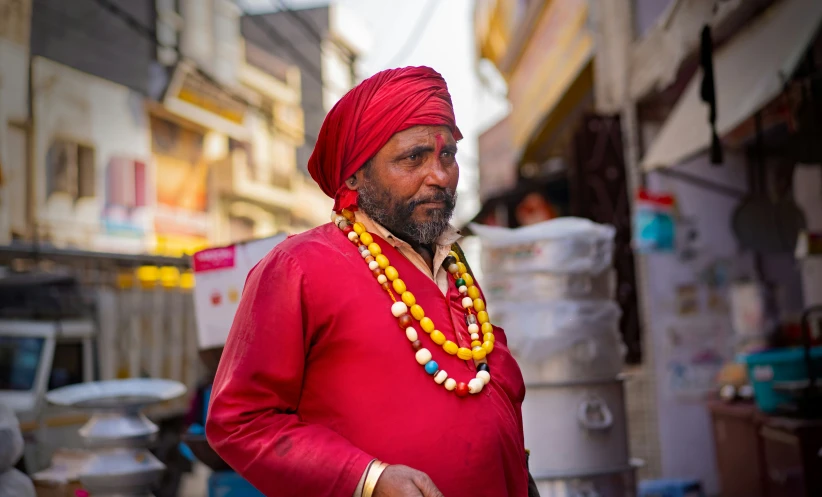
[345,174,359,191]
[346,168,367,191]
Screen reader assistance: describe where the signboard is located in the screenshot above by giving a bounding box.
[163,62,248,138]
[192,234,287,350]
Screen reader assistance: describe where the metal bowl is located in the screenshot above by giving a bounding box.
[46,379,187,411]
[78,449,166,495]
[79,412,159,448]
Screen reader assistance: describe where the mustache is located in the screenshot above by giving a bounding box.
[407,189,456,210]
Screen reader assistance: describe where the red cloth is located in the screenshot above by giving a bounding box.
[307,66,463,211]
[207,225,529,497]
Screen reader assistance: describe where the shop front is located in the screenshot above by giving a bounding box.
[633,0,822,492]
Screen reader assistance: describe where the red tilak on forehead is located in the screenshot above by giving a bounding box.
[435,133,445,153]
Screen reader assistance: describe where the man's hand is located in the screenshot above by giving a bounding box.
[373,465,444,497]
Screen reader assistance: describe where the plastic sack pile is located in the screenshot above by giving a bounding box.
[0,404,36,497]
[470,217,626,378]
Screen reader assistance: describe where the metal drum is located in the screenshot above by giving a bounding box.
[523,378,630,475]
[534,463,640,497]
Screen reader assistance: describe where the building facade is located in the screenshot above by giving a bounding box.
[240,4,369,176]
[2,0,336,256]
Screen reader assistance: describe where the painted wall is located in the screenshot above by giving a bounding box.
[32,57,153,252]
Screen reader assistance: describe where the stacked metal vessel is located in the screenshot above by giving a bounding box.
[45,379,187,497]
[472,218,638,497]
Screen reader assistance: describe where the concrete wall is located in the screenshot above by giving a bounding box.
[30,0,156,95]
[0,33,31,243]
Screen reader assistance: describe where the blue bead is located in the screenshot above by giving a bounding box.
[424,361,439,375]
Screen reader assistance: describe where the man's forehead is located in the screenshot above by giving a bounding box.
[389,125,456,148]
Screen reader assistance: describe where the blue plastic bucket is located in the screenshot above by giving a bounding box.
[737,346,822,412]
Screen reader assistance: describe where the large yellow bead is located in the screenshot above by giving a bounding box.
[477,311,489,324]
[481,322,494,335]
[467,286,481,300]
[443,341,458,355]
[392,279,407,294]
[430,330,446,345]
[448,250,460,262]
[457,262,467,275]
[368,242,382,256]
[410,304,425,320]
[457,347,473,360]
[483,332,495,343]
[385,266,399,281]
[401,291,416,307]
[353,222,366,234]
[471,340,482,348]
[359,232,374,246]
[472,346,487,361]
[483,341,495,354]
[473,299,486,312]
[341,209,355,221]
[420,317,435,333]
[462,273,474,286]
[375,254,389,269]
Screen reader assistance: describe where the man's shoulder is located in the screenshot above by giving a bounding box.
[261,223,345,269]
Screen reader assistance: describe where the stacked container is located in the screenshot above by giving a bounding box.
[472,218,638,497]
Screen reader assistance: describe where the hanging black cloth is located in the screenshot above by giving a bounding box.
[700,25,724,165]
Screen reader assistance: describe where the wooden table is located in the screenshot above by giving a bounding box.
[707,400,822,497]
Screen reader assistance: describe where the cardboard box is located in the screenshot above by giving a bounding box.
[192,234,287,350]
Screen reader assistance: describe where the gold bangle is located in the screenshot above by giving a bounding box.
[362,461,389,497]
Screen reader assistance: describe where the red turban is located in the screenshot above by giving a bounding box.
[308,66,462,212]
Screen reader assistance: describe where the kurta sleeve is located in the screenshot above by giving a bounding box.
[206,249,373,496]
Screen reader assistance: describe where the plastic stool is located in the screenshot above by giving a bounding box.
[639,478,705,497]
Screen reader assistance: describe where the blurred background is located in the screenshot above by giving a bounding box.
[1,0,821,496]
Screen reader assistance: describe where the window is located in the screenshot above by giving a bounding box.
[0,337,45,391]
[46,139,96,201]
[48,341,85,390]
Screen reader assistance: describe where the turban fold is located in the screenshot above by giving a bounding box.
[308,66,462,212]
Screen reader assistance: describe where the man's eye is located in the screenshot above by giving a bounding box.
[408,154,419,161]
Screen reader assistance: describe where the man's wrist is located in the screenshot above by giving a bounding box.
[362,460,389,497]
[354,459,376,497]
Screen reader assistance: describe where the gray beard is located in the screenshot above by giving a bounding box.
[358,183,457,245]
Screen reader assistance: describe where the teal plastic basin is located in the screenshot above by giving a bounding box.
[737,346,822,412]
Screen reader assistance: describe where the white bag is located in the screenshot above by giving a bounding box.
[192,234,288,350]
[0,469,36,497]
[494,300,623,363]
[470,218,616,275]
[0,404,24,472]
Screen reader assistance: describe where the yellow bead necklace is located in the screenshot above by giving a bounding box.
[333,209,495,397]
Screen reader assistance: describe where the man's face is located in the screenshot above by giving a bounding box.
[353,125,459,245]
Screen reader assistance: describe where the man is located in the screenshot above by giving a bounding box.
[207,67,533,497]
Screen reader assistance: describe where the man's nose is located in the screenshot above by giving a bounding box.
[424,157,451,187]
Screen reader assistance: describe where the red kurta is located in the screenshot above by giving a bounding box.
[207,223,528,497]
